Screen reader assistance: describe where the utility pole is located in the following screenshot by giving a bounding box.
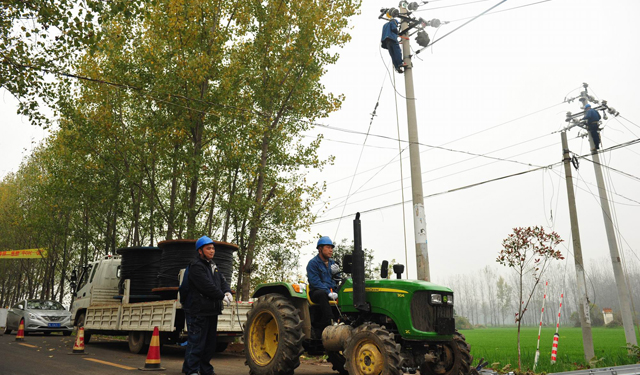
[399,3,429,281]
[560,131,595,361]
[565,84,637,347]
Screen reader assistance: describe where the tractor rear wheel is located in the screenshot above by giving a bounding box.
[419,330,472,375]
[244,293,304,375]
[344,323,402,375]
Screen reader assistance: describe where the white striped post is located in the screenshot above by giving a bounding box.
[550,292,564,364]
[533,281,548,371]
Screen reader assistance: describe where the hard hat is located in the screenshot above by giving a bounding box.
[196,236,215,251]
[317,236,335,249]
[585,104,591,109]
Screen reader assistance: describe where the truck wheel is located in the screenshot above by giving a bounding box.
[76,312,92,344]
[215,341,229,352]
[344,323,402,375]
[244,293,304,375]
[419,330,472,375]
[128,331,149,354]
[327,351,348,375]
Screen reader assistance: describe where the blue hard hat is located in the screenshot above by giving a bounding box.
[317,236,335,249]
[196,236,215,251]
[585,104,591,109]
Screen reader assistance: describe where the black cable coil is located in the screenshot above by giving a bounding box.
[157,240,197,288]
[157,239,238,288]
[116,247,162,296]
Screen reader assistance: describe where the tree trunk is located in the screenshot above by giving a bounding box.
[166,144,180,240]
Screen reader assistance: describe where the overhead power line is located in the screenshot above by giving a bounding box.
[446,0,553,23]
[312,137,640,225]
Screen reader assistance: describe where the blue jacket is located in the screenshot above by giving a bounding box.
[307,254,337,294]
[583,108,601,128]
[381,20,399,49]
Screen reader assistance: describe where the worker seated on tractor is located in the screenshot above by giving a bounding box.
[306,236,340,338]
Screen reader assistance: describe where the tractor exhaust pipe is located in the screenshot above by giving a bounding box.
[352,213,370,312]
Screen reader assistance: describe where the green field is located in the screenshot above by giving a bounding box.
[462,327,639,373]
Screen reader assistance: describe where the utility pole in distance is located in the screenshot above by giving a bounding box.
[399,3,429,281]
[565,84,637,347]
[560,131,595,361]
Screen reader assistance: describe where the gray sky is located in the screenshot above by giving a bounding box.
[301,0,640,282]
[2,0,639,284]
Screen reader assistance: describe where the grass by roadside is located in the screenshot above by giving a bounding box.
[463,326,639,373]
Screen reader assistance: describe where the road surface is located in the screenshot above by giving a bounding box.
[0,331,336,375]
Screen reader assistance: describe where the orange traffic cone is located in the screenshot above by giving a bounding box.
[139,327,165,371]
[15,318,25,341]
[69,327,88,354]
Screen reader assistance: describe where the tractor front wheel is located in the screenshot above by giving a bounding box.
[419,330,472,375]
[344,323,403,375]
[244,293,304,375]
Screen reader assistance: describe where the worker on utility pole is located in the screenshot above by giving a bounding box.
[381,18,408,73]
[581,103,602,149]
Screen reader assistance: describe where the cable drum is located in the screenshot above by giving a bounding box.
[116,247,162,298]
[212,241,238,284]
[157,239,197,288]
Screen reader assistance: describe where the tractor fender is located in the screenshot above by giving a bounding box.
[251,282,307,300]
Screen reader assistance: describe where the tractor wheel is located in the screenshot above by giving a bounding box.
[344,323,403,375]
[244,293,304,375]
[328,351,348,375]
[419,330,472,375]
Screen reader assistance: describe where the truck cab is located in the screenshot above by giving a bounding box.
[70,255,121,325]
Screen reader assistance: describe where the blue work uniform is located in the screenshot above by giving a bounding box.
[381,20,404,71]
[306,254,337,331]
[582,108,602,149]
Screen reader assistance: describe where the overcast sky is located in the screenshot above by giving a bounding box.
[2,0,639,285]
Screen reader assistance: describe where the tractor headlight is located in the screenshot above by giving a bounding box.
[445,295,454,305]
[431,294,442,304]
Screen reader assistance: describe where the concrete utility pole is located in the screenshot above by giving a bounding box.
[587,138,637,346]
[399,3,430,281]
[560,131,595,361]
[565,84,637,347]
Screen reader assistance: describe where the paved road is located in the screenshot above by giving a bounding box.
[0,332,336,375]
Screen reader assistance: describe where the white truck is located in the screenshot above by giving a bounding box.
[70,254,250,353]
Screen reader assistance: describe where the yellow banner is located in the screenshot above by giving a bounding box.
[0,249,48,259]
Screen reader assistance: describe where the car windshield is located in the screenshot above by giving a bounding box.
[26,300,65,310]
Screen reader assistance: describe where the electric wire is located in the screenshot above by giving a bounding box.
[2,53,265,119]
[426,0,507,48]
[333,76,387,241]
[313,137,640,225]
[446,0,553,23]
[416,0,493,12]
[393,71,410,279]
[318,139,553,211]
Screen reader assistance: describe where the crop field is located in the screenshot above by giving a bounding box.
[462,327,639,373]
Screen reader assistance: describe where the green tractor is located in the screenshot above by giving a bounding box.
[244,213,472,375]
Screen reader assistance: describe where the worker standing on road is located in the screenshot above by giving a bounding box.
[381,18,408,73]
[182,236,233,375]
[582,103,602,150]
[306,236,339,338]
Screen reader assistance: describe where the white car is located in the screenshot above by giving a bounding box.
[4,299,73,336]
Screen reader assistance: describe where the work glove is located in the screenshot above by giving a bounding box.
[328,292,338,301]
[223,292,233,306]
[330,263,340,275]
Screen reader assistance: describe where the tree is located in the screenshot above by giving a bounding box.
[496,276,512,326]
[331,239,377,280]
[496,226,564,372]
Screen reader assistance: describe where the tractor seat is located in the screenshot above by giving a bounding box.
[307,287,338,306]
